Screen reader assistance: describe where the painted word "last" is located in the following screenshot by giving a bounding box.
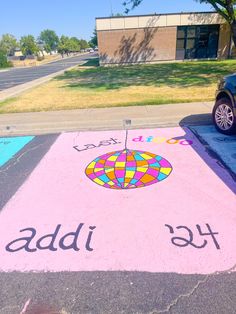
[73,138,121,152]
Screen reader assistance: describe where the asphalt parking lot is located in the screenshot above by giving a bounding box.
[0,53,97,91]
[0,126,235,313]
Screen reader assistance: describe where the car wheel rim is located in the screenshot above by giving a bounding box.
[215,104,234,130]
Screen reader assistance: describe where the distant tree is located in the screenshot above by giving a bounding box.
[58,35,71,56]
[39,29,59,54]
[36,40,45,56]
[20,35,39,56]
[0,34,18,56]
[0,51,12,68]
[79,39,90,50]
[70,37,80,45]
[69,37,81,52]
[123,0,236,47]
[89,28,98,47]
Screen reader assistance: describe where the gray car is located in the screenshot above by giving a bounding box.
[213,74,236,135]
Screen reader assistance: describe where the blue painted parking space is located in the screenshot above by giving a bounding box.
[0,136,35,167]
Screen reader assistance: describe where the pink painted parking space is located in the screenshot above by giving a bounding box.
[0,127,235,274]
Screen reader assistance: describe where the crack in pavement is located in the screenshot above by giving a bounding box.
[0,143,44,178]
[152,262,236,314]
[152,275,208,314]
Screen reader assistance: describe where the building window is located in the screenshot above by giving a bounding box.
[176,25,220,60]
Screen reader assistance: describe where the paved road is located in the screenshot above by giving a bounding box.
[0,53,97,91]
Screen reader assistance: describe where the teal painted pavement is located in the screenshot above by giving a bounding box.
[0,136,34,167]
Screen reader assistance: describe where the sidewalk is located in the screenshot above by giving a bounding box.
[0,101,214,136]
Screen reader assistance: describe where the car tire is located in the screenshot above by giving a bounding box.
[213,97,236,135]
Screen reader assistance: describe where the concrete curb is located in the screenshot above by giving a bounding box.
[39,52,89,66]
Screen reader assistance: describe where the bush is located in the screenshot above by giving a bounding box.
[37,55,44,61]
[0,51,12,68]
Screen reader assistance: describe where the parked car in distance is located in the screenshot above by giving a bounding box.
[213,74,236,135]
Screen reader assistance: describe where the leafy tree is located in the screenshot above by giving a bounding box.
[123,0,142,13]
[123,1,236,47]
[58,35,71,55]
[36,40,45,56]
[198,1,236,46]
[89,28,98,47]
[0,51,12,68]
[20,35,39,56]
[0,34,18,56]
[112,13,124,16]
[70,37,80,45]
[79,39,90,50]
[70,37,81,51]
[39,29,59,54]
[58,36,82,55]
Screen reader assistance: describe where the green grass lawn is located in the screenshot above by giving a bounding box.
[1,58,236,113]
[57,58,236,90]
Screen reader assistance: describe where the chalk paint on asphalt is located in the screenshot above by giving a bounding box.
[0,128,235,274]
[0,136,34,167]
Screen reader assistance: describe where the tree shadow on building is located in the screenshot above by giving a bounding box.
[100,16,159,65]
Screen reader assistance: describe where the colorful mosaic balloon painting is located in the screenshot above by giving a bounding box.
[85,149,173,189]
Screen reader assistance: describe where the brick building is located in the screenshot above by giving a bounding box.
[96,11,232,65]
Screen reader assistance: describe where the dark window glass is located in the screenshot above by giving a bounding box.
[177,39,185,49]
[186,49,196,59]
[186,39,195,49]
[187,27,196,38]
[177,28,185,39]
[176,25,219,59]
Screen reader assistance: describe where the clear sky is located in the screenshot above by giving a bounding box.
[0,0,213,41]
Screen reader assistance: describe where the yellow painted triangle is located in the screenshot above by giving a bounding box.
[160,168,172,175]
